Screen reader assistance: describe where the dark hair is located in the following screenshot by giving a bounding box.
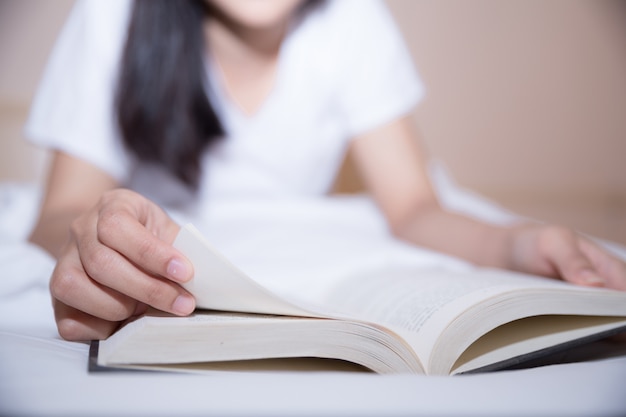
[116,0,325,189]
[116,0,222,189]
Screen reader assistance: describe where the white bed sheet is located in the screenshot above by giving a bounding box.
[1,163,625,417]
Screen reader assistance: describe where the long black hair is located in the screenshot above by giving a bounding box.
[116,0,324,189]
[116,0,222,189]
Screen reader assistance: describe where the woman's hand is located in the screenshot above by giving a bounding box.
[50,189,196,341]
[508,224,626,291]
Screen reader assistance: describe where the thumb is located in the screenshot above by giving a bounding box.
[551,238,605,287]
[568,266,606,287]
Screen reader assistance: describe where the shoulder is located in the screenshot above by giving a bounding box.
[299,0,400,41]
[24,0,136,182]
[289,0,424,136]
[311,0,394,24]
[294,0,409,67]
[27,0,134,106]
[288,0,407,74]
[40,0,133,74]
[64,0,133,50]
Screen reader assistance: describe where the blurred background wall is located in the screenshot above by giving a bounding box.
[1,0,625,244]
[0,0,74,183]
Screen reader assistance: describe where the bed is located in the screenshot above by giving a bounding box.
[1,163,625,417]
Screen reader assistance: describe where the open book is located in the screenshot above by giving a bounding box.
[92,224,626,375]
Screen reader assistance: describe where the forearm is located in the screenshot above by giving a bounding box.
[391,203,517,269]
[29,209,84,259]
[29,151,120,259]
[349,116,625,289]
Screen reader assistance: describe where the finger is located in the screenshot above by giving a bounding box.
[50,248,141,322]
[53,298,121,341]
[95,208,193,283]
[79,240,196,316]
[578,239,626,291]
[539,227,605,287]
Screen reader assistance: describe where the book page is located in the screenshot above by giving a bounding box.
[314,265,605,361]
[173,223,626,374]
[174,224,318,317]
[451,315,626,374]
[174,224,558,354]
[316,265,508,339]
[318,264,626,373]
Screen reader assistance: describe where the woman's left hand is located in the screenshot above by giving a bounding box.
[509,224,626,291]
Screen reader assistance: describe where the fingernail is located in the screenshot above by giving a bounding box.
[580,270,605,285]
[172,295,195,315]
[167,258,190,282]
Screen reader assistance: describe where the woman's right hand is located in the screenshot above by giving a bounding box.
[50,188,196,341]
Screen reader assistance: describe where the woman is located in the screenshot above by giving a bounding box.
[26,0,626,341]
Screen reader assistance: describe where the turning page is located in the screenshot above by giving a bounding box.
[174,224,316,317]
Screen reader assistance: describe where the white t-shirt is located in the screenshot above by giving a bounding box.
[25,0,424,210]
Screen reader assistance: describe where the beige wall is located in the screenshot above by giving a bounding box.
[379,0,626,244]
[0,0,74,182]
[0,0,624,244]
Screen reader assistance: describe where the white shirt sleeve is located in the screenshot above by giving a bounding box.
[330,0,425,137]
[24,0,133,182]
